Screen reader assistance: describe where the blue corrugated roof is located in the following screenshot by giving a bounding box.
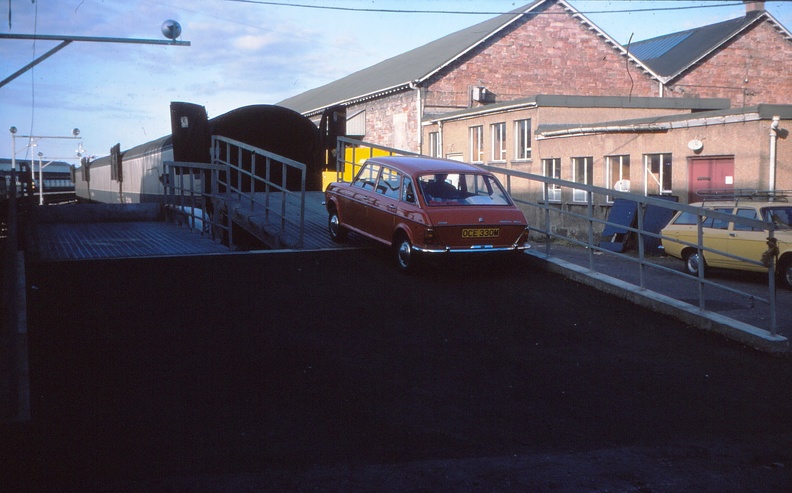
[629,31,693,61]
[630,11,766,78]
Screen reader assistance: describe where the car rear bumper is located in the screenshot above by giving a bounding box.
[413,243,531,254]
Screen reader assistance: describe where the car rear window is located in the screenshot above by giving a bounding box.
[418,173,511,206]
[763,207,792,230]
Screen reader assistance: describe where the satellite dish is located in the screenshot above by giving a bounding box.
[161,20,182,40]
[688,139,703,151]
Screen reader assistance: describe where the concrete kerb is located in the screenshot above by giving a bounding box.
[523,251,790,354]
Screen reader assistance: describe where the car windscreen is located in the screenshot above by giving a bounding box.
[418,173,511,206]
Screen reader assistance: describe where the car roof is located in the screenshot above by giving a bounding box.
[366,155,488,176]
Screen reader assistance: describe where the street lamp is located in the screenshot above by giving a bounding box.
[8,126,84,204]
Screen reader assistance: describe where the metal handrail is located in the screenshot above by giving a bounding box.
[162,160,225,240]
[482,165,783,337]
[212,135,307,249]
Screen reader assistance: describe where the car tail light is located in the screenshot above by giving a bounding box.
[424,228,438,245]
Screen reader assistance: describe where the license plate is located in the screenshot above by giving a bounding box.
[462,228,499,239]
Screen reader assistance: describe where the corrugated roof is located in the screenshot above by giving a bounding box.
[630,10,768,79]
[277,0,655,116]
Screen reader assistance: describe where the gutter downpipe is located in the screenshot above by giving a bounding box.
[410,80,422,154]
[438,120,444,158]
[769,116,780,193]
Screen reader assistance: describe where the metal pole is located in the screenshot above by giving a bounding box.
[38,154,43,205]
[637,201,646,289]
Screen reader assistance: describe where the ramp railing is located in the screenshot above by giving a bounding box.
[482,165,786,340]
[212,135,307,249]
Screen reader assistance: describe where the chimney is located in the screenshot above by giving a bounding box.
[744,1,765,13]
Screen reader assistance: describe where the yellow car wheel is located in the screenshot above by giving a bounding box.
[683,250,706,277]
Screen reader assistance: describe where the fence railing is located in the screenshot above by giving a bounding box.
[162,160,221,237]
[482,165,783,338]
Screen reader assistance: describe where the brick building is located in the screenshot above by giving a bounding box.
[278,0,791,232]
[279,0,661,152]
[279,0,791,154]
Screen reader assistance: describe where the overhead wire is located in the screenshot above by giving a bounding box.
[221,0,751,16]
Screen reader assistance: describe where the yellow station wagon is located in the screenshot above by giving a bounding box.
[660,197,792,290]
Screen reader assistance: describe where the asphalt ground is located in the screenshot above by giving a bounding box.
[530,243,792,340]
[2,248,792,491]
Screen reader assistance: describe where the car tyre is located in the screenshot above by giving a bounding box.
[683,249,706,277]
[778,256,792,290]
[328,207,347,243]
[394,234,419,273]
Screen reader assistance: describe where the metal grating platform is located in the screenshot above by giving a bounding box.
[33,222,229,261]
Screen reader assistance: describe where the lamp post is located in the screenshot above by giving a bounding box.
[8,127,83,204]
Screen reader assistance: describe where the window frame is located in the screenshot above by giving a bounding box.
[469,125,484,163]
[644,153,673,196]
[515,119,532,161]
[490,122,507,162]
[542,157,562,202]
[605,154,630,203]
[428,131,441,158]
[572,156,594,203]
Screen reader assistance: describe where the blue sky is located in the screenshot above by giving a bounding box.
[1,0,790,163]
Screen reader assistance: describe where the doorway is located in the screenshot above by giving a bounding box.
[687,156,735,203]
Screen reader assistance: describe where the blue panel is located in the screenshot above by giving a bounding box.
[599,199,637,253]
[642,195,678,254]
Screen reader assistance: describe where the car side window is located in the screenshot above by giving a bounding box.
[702,208,733,230]
[376,166,401,199]
[733,208,760,231]
[672,211,699,225]
[352,163,381,191]
[402,176,416,203]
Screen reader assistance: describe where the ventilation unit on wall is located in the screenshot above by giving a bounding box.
[472,86,488,102]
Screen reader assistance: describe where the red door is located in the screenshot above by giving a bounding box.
[687,156,735,203]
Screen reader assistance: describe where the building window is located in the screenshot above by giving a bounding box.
[428,132,440,158]
[542,157,561,202]
[645,153,672,195]
[515,119,531,160]
[572,156,593,203]
[469,126,484,163]
[491,122,506,161]
[605,155,630,202]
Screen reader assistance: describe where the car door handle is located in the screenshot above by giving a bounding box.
[729,233,736,237]
[387,204,397,210]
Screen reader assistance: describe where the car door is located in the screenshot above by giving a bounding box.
[341,162,382,233]
[724,207,770,272]
[366,165,401,243]
[700,207,735,268]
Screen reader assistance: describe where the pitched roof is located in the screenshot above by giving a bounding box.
[630,10,792,81]
[277,0,656,116]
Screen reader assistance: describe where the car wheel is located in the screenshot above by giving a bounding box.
[394,235,418,273]
[778,257,792,290]
[683,249,706,277]
[328,208,347,243]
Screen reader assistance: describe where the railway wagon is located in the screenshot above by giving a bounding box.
[75,103,335,204]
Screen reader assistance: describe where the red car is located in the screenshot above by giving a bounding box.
[325,155,530,271]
